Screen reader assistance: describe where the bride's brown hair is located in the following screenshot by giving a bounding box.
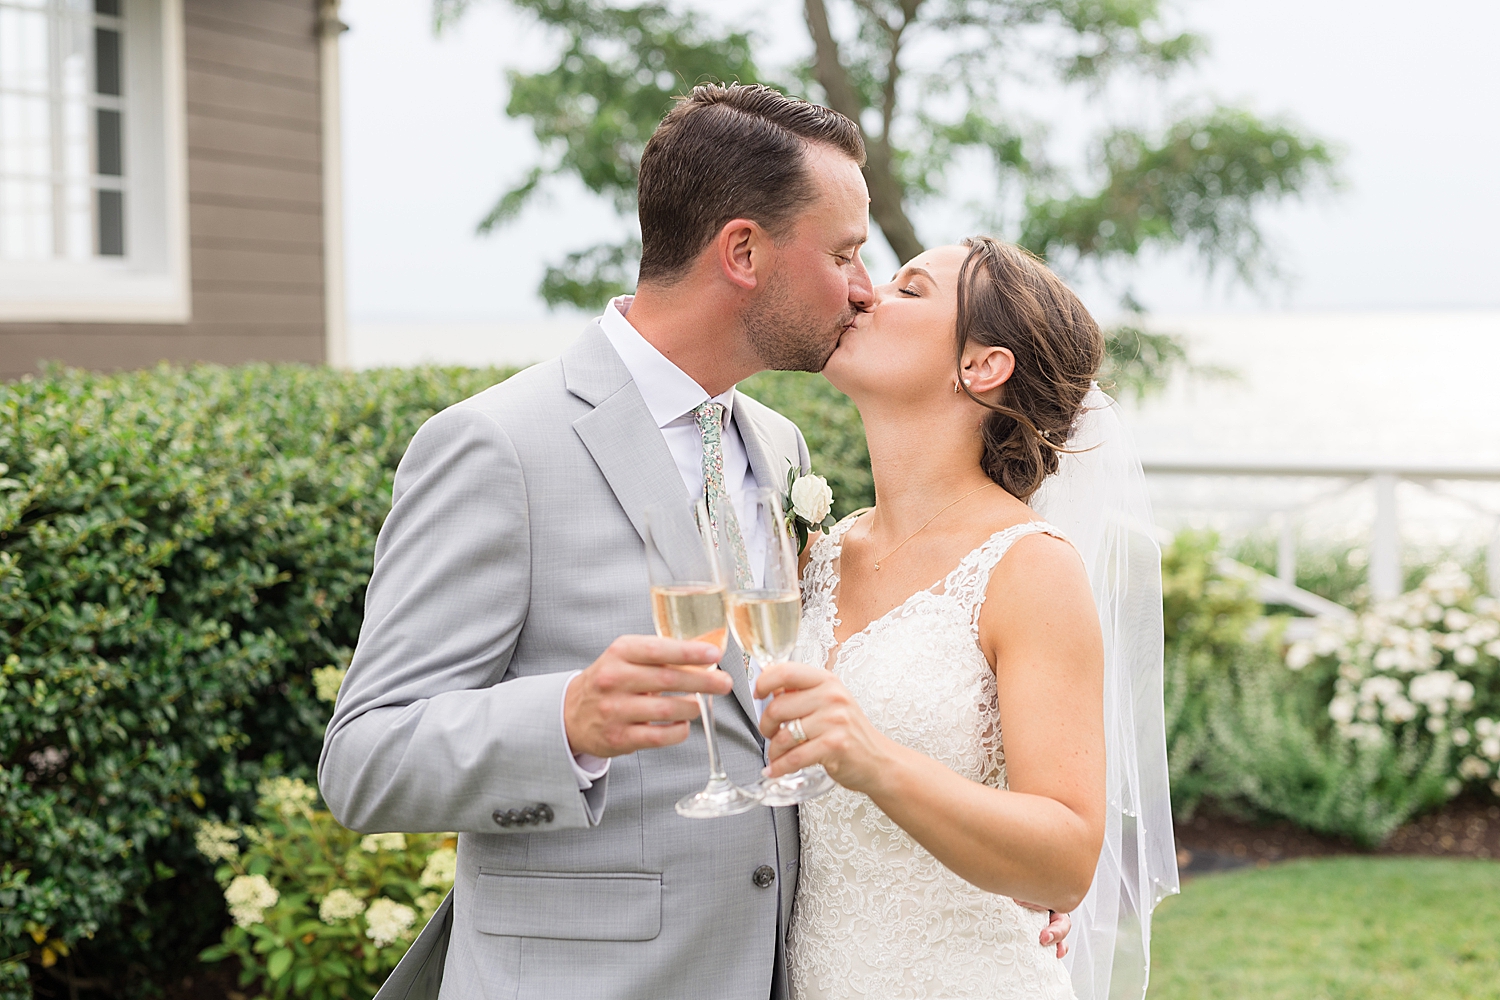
[954,236,1104,502]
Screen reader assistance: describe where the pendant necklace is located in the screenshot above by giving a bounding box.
[872,482,997,571]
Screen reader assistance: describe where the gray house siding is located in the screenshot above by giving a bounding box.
[0,0,329,380]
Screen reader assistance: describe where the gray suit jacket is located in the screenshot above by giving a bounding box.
[319,323,808,1000]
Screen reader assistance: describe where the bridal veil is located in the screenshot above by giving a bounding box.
[1030,386,1179,1000]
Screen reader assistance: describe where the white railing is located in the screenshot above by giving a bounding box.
[1142,459,1500,606]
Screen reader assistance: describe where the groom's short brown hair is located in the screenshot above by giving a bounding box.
[637,83,865,285]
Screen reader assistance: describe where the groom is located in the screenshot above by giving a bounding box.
[320,84,1065,999]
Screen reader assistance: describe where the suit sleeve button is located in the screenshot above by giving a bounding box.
[492,809,512,828]
[521,806,538,825]
[752,865,776,888]
[538,804,554,823]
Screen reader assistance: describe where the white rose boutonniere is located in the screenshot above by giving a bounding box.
[783,466,836,551]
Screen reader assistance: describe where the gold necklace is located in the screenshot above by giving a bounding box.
[871,482,997,571]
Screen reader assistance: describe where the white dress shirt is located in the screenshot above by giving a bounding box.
[563,297,766,789]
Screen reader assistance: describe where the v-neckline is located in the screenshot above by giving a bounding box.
[822,512,968,668]
[817,512,1056,671]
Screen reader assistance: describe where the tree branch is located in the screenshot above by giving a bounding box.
[804,0,924,262]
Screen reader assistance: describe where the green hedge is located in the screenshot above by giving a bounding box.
[0,365,512,992]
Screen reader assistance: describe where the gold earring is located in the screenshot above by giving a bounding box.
[953,381,961,393]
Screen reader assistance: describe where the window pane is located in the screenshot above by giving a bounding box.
[1,179,53,258]
[0,93,51,177]
[95,0,121,16]
[0,7,52,93]
[96,108,121,175]
[94,27,120,96]
[97,188,123,255]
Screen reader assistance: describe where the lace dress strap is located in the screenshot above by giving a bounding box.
[942,520,1072,640]
[798,509,867,668]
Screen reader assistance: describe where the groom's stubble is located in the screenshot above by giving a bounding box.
[741,264,857,374]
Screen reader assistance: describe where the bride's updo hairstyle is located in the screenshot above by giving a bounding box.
[954,236,1104,502]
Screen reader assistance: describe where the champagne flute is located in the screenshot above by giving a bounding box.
[719,488,837,807]
[643,499,763,819]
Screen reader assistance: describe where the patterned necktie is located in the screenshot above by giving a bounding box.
[691,400,753,589]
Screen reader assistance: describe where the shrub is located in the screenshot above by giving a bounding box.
[0,364,510,994]
[1163,533,1490,845]
[196,776,452,999]
[1286,564,1500,799]
[1160,530,1277,813]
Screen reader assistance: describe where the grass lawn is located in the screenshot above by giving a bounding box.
[1147,857,1500,1000]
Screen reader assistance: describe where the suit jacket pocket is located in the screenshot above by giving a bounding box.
[472,870,662,942]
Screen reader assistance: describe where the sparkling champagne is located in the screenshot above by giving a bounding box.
[728,589,801,663]
[650,584,728,659]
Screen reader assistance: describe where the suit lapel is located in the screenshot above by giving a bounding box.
[564,325,762,738]
[735,398,791,506]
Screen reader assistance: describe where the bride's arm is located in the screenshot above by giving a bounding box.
[756,533,1105,913]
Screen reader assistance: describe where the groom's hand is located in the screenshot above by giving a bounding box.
[564,636,733,758]
[1018,902,1072,958]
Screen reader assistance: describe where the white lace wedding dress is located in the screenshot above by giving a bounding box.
[787,512,1078,1000]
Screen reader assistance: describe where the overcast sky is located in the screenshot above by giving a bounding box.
[340,0,1500,325]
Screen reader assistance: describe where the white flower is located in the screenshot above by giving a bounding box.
[1382,698,1417,724]
[1345,722,1388,747]
[1454,646,1478,666]
[1452,680,1476,707]
[1408,670,1456,707]
[364,897,417,948]
[312,665,347,704]
[419,847,457,888]
[319,888,366,923]
[1482,737,1500,762]
[258,776,317,817]
[1453,728,1472,747]
[1426,716,1447,734]
[1458,756,1492,781]
[195,821,242,862]
[1285,642,1315,671]
[361,832,407,853]
[224,874,279,928]
[416,891,445,915]
[789,474,833,525]
[1359,676,1402,704]
[1444,608,1473,632]
[1466,619,1500,644]
[1328,696,1357,725]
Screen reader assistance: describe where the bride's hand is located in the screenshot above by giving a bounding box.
[755,661,893,793]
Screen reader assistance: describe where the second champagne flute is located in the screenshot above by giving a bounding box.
[719,488,837,807]
[644,499,763,819]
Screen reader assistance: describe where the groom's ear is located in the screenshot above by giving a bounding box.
[961,346,1016,395]
[715,218,772,291]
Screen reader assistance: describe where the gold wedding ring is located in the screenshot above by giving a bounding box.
[784,717,809,745]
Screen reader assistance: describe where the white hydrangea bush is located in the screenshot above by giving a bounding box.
[197,776,456,995]
[1286,562,1500,797]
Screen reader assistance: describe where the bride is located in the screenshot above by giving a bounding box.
[756,237,1177,1000]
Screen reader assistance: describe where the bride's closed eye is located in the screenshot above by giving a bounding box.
[898,285,920,297]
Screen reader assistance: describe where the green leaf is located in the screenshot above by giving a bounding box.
[267,947,294,980]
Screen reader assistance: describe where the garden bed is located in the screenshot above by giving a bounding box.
[1176,792,1500,874]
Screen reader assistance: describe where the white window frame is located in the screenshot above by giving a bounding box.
[0,0,190,322]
